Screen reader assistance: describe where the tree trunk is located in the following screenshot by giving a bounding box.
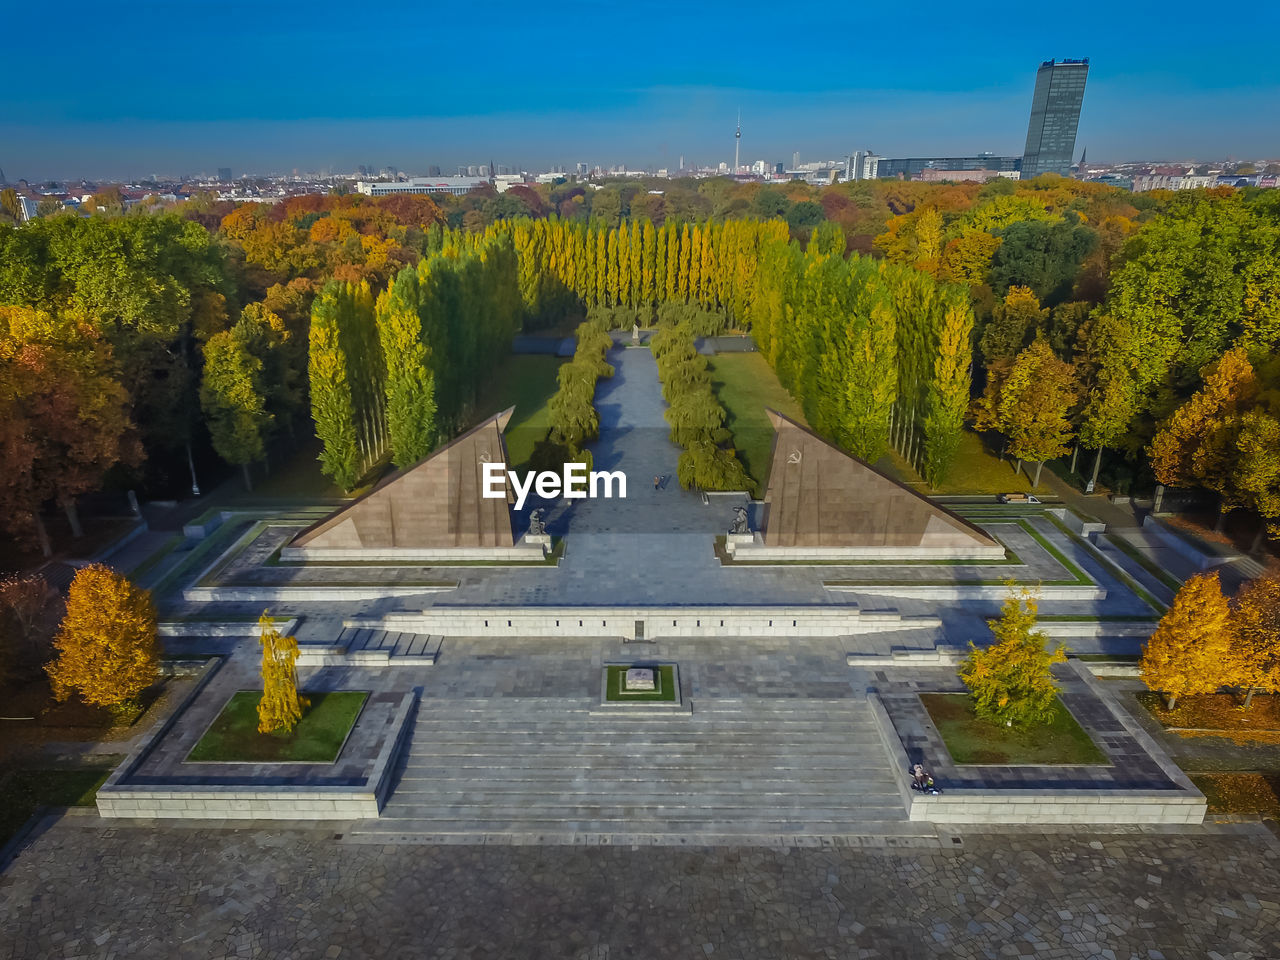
[1214,496,1227,533]
[1165,693,1177,711]
[61,497,83,539]
[32,512,52,559]
[1014,459,1023,477]
[241,463,254,492]
[1244,685,1256,709]
[1249,526,1265,555]
[186,441,201,497]
[1091,446,1103,488]
[1034,461,1045,487]
[1070,445,1079,475]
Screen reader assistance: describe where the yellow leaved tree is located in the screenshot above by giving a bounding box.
[960,586,1067,728]
[1141,572,1238,709]
[1231,575,1280,709]
[46,565,158,721]
[257,611,308,734]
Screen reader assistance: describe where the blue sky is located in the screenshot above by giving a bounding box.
[3,0,1278,179]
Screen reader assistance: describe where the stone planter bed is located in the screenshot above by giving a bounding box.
[186,690,368,764]
[919,693,1106,766]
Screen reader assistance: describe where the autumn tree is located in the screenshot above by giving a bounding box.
[973,337,1079,486]
[1141,572,1237,710]
[979,286,1048,364]
[0,308,141,552]
[46,565,158,720]
[960,587,1067,728]
[257,611,308,734]
[0,574,57,686]
[1148,347,1257,530]
[1231,576,1280,708]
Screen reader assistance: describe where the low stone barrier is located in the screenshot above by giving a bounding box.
[908,790,1205,825]
[97,685,418,820]
[349,605,941,639]
[182,585,454,602]
[829,583,1106,601]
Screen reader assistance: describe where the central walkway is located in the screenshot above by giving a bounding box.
[360,635,914,843]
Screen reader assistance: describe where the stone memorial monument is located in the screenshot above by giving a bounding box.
[624,667,656,691]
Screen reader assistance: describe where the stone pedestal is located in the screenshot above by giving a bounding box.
[724,532,757,556]
[523,533,552,555]
[624,667,655,691]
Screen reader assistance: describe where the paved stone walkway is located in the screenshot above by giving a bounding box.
[3,817,1279,959]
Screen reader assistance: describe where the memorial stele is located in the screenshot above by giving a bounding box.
[728,410,1005,561]
[283,407,546,562]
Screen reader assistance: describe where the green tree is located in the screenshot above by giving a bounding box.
[375,269,437,467]
[200,327,272,490]
[979,286,1048,365]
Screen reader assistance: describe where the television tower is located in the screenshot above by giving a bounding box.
[734,110,741,175]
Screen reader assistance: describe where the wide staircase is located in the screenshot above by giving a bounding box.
[357,693,926,843]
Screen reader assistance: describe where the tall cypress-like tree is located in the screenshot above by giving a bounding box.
[308,285,360,491]
[376,269,437,467]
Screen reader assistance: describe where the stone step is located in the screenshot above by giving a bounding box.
[352,819,934,841]
[389,778,901,798]
[378,802,907,822]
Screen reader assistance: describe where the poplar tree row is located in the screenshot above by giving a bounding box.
[309,233,521,489]
[537,318,615,472]
[502,215,973,485]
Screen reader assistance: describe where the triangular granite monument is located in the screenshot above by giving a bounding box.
[282,407,546,562]
[729,410,1004,561]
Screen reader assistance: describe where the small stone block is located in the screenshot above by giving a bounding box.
[624,668,655,691]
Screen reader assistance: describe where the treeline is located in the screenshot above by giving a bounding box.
[308,232,521,490]
[650,311,751,492]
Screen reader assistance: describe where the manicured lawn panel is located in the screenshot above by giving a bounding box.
[0,768,113,847]
[469,355,567,470]
[883,431,1035,495]
[605,665,677,702]
[187,691,368,763]
[921,693,1107,765]
[707,353,807,497]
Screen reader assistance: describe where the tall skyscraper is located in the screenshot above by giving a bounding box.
[1021,58,1089,179]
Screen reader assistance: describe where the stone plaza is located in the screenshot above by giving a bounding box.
[5,335,1278,956]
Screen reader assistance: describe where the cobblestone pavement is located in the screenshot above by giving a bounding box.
[4,818,1279,959]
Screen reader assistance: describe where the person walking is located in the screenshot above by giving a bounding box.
[653,475,661,491]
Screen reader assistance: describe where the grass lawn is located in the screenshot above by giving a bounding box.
[0,767,114,846]
[883,431,1037,495]
[1190,772,1280,816]
[921,693,1107,765]
[707,353,807,497]
[187,690,368,763]
[469,354,567,470]
[605,665,677,703]
[1137,693,1280,744]
[226,437,347,502]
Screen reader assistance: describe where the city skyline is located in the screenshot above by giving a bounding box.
[3,1,1279,180]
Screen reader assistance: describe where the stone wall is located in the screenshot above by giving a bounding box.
[349,605,942,640]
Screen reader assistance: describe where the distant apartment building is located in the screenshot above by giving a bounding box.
[918,168,1018,183]
[355,177,490,197]
[876,155,1021,180]
[1131,173,1213,193]
[217,167,233,182]
[1021,59,1089,179]
[846,150,882,181]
